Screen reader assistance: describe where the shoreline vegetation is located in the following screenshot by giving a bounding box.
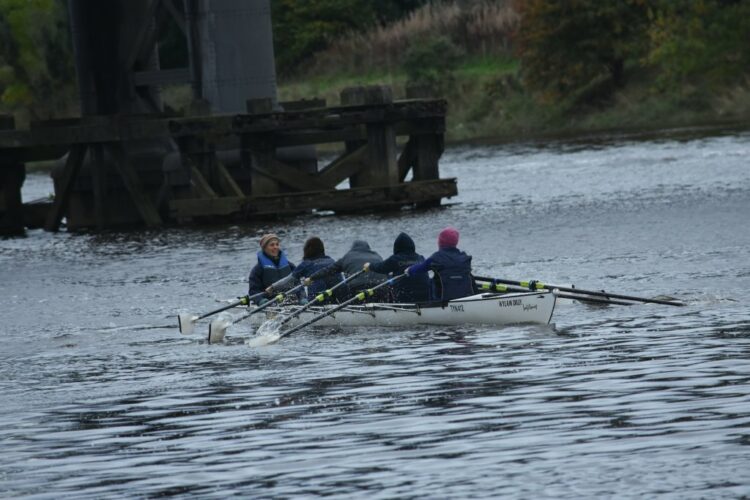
[3,0,750,148]
[273,0,750,144]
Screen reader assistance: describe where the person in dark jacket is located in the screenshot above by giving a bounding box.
[406,227,474,302]
[266,236,345,303]
[247,233,295,302]
[363,232,430,303]
[308,240,387,300]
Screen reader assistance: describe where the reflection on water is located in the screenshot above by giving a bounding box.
[2,131,750,497]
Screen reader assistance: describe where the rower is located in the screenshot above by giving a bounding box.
[307,240,387,302]
[247,233,295,304]
[266,236,345,304]
[363,232,430,303]
[405,226,474,302]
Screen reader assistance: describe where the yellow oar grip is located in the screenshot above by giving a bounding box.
[520,280,545,290]
[480,283,508,292]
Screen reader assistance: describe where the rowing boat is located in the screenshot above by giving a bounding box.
[246,291,557,328]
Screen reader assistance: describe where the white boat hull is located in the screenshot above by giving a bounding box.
[247,291,556,328]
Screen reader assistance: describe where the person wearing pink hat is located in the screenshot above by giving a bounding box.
[405,226,474,301]
[247,233,296,303]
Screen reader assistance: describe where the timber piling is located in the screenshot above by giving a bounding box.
[0,85,456,233]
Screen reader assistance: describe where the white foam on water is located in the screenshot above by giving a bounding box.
[246,318,283,347]
[258,317,282,336]
[245,332,280,347]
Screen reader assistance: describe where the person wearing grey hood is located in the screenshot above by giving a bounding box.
[307,240,386,298]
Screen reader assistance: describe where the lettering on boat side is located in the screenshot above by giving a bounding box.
[499,299,523,308]
[523,304,538,311]
[450,304,465,312]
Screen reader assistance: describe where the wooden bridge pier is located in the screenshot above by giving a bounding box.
[0,85,457,233]
[0,115,25,235]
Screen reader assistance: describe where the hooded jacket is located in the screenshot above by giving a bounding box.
[310,240,385,289]
[369,233,430,303]
[408,246,474,301]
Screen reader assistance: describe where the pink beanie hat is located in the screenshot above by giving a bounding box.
[438,226,459,249]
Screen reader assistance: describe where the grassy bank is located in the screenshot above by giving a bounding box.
[275,0,750,144]
[278,56,750,144]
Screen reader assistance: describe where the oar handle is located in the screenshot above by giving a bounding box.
[196,299,243,320]
[279,269,366,327]
[195,290,268,320]
[279,274,406,340]
[234,283,306,324]
[474,276,684,307]
[478,282,634,306]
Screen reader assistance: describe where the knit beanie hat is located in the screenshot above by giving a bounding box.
[259,233,280,250]
[303,236,325,259]
[437,227,459,249]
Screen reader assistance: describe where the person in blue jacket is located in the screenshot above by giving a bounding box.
[363,232,430,303]
[247,233,295,302]
[406,226,474,302]
[266,236,346,303]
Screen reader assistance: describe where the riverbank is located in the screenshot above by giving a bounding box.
[277,56,750,144]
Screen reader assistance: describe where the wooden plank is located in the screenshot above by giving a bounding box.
[169,179,457,218]
[317,145,367,186]
[125,0,162,70]
[162,0,187,35]
[108,144,162,227]
[414,133,443,181]
[133,68,191,87]
[91,144,107,229]
[351,123,398,188]
[189,164,217,198]
[44,144,87,232]
[253,158,331,192]
[0,100,446,150]
[271,126,365,147]
[214,157,244,196]
[398,138,417,182]
[170,196,244,217]
[0,163,25,235]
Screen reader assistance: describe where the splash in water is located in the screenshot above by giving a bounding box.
[246,318,283,346]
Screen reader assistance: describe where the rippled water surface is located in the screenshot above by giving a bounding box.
[2,129,750,498]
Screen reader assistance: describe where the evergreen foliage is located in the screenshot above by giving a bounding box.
[271,0,428,75]
[403,36,464,92]
[1,0,749,135]
[0,0,75,120]
[514,0,651,101]
[646,0,750,92]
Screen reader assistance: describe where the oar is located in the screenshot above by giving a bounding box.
[476,282,634,306]
[274,274,406,342]
[177,291,266,335]
[276,270,366,328]
[474,276,684,307]
[207,283,306,343]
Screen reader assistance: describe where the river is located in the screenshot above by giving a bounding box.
[2,128,749,498]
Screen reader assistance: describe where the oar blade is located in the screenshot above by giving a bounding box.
[178,314,199,335]
[208,319,229,344]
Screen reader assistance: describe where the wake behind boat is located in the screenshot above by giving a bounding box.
[246,291,557,329]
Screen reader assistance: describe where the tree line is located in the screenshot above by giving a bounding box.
[1,0,748,122]
[516,0,750,104]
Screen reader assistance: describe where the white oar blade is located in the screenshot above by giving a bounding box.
[208,319,229,344]
[178,314,198,335]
